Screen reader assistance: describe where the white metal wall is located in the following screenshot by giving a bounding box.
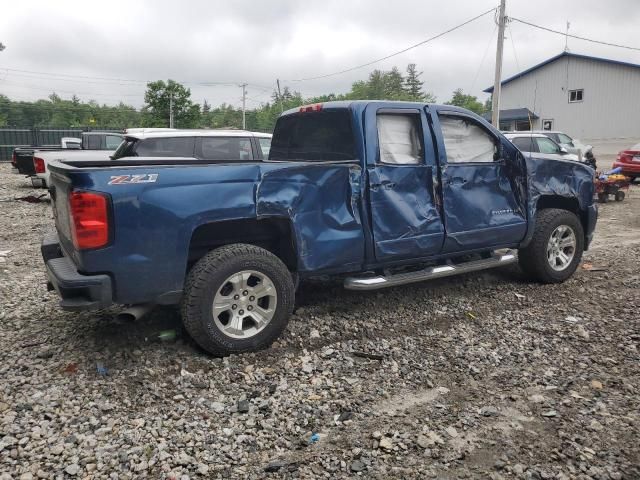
[498,56,640,140]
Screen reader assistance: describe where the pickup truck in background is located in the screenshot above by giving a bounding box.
[32,132,123,187]
[11,137,81,176]
[42,101,597,356]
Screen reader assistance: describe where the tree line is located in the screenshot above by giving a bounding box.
[0,64,490,132]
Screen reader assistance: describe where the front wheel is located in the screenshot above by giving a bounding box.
[518,209,584,284]
[182,244,295,356]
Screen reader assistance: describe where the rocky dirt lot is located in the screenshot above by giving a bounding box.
[0,164,638,479]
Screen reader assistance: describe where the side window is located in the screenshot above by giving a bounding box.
[135,137,195,157]
[557,133,573,145]
[439,115,497,163]
[536,137,561,154]
[377,113,423,165]
[259,138,271,158]
[197,137,253,161]
[512,137,535,152]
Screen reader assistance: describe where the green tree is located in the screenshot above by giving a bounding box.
[445,88,486,114]
[143,79,200,128]
[403,64,436,102]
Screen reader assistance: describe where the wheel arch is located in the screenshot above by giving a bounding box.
[529,195,590,248]
[187,217,298,272]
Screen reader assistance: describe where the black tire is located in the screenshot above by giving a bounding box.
[597,193,608,203]
[615,190,625,202]
[181,244,295,356]
[518,208,584,284]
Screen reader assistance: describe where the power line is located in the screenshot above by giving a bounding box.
[469,23,498,94]
[286,6,497,82]
[507,22,520,71]
[509,17,640,52]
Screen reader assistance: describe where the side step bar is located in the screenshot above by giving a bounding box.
[344,250,517,291]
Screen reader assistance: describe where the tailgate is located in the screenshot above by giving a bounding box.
[49,172,74,252]
[16,151,36,175]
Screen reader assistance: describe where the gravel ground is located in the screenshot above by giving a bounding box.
[0,163,638,479]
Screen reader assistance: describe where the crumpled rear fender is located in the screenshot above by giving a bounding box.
[256,163,365,273]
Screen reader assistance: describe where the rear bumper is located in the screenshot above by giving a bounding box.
[42,232,113,311]
[612,161,640,175]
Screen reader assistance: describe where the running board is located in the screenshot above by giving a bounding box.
[344,250,517,291]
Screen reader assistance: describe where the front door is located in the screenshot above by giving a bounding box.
[365,105,444,261]
[431,110,527,253]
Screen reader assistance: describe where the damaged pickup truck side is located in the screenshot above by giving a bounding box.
[42,101,597,355]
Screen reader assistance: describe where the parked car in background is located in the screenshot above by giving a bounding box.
[42,101,596,356]
[11,137,81,176]
[535,130,596,168]
[31,132,124,188]
[112,130,272,161]
[505,133,582,163]
[613,142,640,182]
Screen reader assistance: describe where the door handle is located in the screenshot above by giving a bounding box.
[447,178,467,186]
[371,181,396,191]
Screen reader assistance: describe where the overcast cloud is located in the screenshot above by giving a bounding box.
[1,0,639,109]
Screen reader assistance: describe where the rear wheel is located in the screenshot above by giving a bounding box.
[615,190,626,202]
[597,192,608,203]
[518,209,584,283]
[182,244,295,356]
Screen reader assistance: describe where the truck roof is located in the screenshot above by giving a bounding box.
[126,130,272,140]
[281,100,470,117]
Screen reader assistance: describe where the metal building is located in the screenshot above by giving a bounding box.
[483,52,640,141]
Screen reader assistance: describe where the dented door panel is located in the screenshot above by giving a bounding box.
[441,163,527,251]
[368,165,444,259]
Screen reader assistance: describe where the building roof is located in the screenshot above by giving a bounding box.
[481,108,538,122]
[483,52,640,93]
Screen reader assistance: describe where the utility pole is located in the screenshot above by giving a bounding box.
[564,21,570,52]
[169,92,174,128]
[241,83,247,130]
[276,79,283,113]
[491,0,507,128]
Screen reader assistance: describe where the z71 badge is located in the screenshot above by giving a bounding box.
[108,174,158,185]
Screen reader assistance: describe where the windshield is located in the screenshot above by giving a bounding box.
[269,110,356,161]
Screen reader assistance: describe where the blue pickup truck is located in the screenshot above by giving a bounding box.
[42,101,597,355]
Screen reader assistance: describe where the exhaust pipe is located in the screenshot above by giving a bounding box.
[116,304,154,322]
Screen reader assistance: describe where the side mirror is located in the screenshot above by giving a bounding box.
[559,147,568,154]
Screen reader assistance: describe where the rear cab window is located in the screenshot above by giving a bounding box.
[195,137,253,161]
[269,110,356,161]
[258,137,271,158]
[105,135,123,150]
[134,137,195,157]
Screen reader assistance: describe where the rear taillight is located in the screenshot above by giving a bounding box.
[69,191,110,250]
[33,157,45,173]
[299,103,323,113]
[11,151,17,167]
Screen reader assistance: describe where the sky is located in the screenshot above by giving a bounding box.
[1,0,639,109]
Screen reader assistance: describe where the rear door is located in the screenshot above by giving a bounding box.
[364,104,444,261]
[431,109,527,252]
